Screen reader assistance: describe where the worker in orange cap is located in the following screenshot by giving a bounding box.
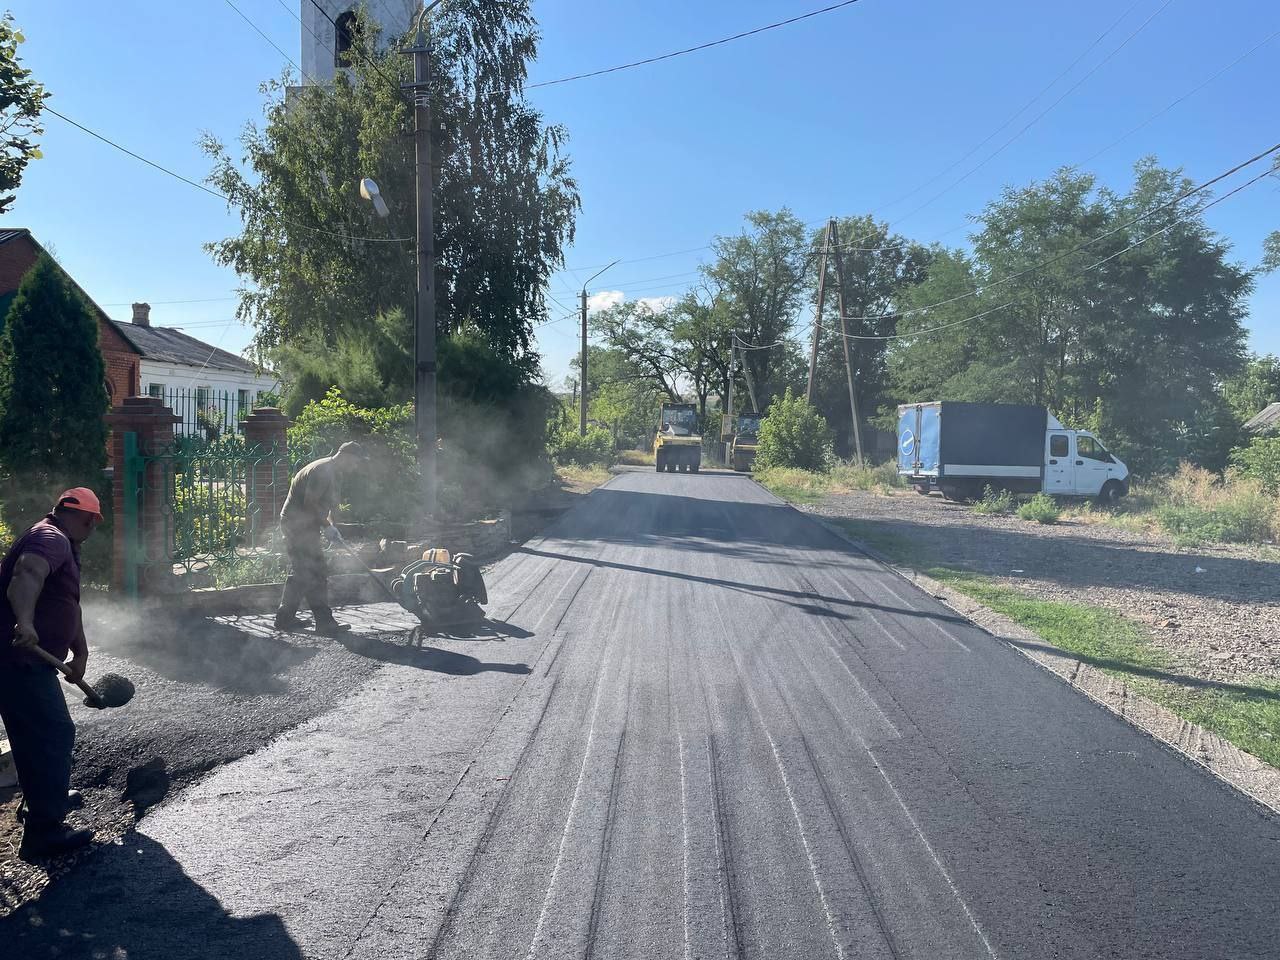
[0,487,102,860]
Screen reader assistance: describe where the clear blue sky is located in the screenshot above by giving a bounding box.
[7,0,1279,388]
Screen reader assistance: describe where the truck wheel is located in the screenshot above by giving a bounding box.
[913,483,930,496]
[691,458,700,473]
[1097,480,1124,505]
[666,461,677,473]
[655,452,664,472]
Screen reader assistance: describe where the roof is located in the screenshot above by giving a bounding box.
[0,227,144,356]
[1243,402,1280,435]
[110,321,262,376]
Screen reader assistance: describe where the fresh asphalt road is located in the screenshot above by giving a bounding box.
[3,468,1279,959]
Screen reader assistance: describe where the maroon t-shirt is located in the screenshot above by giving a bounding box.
[0,515,81,666]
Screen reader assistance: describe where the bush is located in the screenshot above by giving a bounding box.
[1153,462,1277,545]
[548,423,614,466]
[1017,492,1061,524]
[755,388,834,472]
[1230,436,1280,496]
[971,485,1016,515]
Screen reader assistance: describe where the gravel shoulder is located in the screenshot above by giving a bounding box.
[803,489,1280,684]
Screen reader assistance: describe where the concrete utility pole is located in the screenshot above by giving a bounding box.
[829,219,864,467]
[404,0,446,517]
[725,338,735,463]
[805,220,835,402]
[579,260,620,436]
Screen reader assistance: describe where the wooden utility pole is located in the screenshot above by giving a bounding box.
[805,220,834,402]
[829,220,864,467]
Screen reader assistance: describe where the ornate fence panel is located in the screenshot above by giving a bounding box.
[118,434,292,596]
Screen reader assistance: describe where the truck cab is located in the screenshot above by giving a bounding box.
[1044,426,1128,501]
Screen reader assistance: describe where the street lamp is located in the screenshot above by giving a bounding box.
[359,178,390,218]
[579,259,620,436]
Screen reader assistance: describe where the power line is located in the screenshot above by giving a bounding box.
[103,296,239,307]
[528,0,863,90]
[44,107,412,244]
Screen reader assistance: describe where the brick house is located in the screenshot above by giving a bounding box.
[0,228,142,402]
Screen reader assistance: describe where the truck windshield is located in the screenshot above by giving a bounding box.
[662,408,698,435]
[737,414,761,436]
[1077,435,1110,461]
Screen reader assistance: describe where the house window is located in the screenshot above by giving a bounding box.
[238,388,249,410]
[196,386,210,408]
[335,10,359,67]
[148,383,164,399]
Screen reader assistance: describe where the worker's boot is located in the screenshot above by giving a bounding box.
[273,608,311,632]
[313,609,351,637]
[19,822,93,861]
[16,789,82,823]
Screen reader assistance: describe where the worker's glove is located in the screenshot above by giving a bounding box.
[324,525,344,545]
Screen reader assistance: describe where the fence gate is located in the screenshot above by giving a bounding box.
[119,433,292,597]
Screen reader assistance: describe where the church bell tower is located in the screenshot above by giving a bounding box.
[300,1,417,85]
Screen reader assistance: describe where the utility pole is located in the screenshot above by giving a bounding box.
[829,220,864,467]
[725,338,735,464]
[805,220,834,402]
[579,259,620,436]
[405,2,445,517]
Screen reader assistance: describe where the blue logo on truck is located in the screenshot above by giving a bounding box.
[900,430,915,455]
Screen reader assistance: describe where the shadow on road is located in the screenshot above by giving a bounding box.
[517,544,970,627]
[337,630,531,676]
[0,833,303,960]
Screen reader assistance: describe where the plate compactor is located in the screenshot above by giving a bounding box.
[391,548,489,632]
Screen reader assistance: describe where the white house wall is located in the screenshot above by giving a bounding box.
[140,360,282,436]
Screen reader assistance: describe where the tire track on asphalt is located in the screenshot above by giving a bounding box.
[524,607,631,960]
[585,726,629,960]
[752,571,1000,960]
[421,575,615,960]
[345,632,560,960]
[706,590,848,960]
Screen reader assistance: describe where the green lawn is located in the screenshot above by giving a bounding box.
[828,517,1280,769]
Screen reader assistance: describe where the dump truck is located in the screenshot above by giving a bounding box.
[728,411,762,472]
[654,401,702,472]
[897,401,1129,502]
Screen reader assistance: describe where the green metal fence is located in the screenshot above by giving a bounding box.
[120,433,292,596]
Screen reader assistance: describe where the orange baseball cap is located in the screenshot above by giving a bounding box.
[56,487,103,521]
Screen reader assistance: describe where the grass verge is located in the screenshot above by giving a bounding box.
[555,463,612,490]
[828,517,1280,769]
[615,449,655,466]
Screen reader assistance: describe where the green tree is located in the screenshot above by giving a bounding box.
[203,0,579,373]
[1222,354,1280,423]
[0,256,108,531]
[701,209,810,403]
[0,14,47,214]
[755,388,833,471]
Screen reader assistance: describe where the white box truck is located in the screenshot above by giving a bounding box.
[897,401,1129,502]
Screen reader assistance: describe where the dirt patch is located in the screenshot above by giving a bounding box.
[804,489,1280,684]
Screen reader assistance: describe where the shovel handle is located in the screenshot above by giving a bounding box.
[28,646,105,707]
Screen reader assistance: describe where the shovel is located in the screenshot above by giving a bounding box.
[29,646,135,709]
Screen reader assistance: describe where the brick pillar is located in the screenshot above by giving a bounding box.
[242,407,290,543]
[105,397,180,594]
